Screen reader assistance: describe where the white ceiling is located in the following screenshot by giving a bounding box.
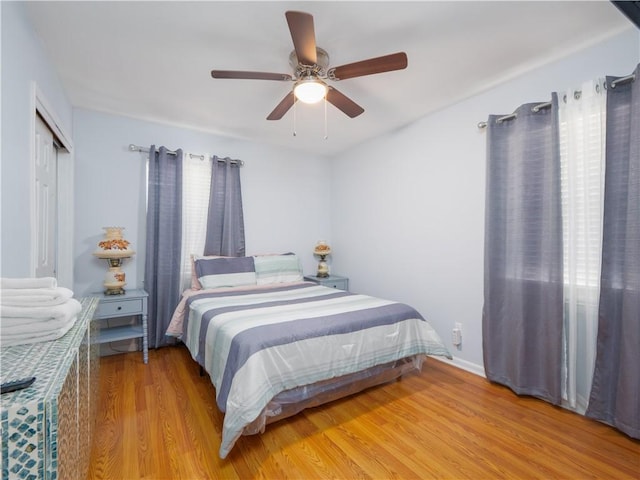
[26,1,632,156]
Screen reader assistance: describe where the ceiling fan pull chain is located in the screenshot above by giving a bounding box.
[324,95,328,140]
[293,99,297,137]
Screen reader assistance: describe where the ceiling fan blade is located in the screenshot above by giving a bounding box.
[267,92,296,120]
[329,52,408,81]
[326,87,364,118]
[285,11,317,65]
[211,70,293,81]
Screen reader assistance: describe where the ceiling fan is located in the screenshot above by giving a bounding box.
[210,11,408,120]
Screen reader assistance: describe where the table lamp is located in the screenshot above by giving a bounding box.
[313,241,331,278]
[93,227,135,295]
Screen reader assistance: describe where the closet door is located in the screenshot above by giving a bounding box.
[34,114,58,278]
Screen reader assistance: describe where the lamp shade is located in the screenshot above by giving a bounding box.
[93,227,134,259]
[294,78,328,104]
[314,241,331,256]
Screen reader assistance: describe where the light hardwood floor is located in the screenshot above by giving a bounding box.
[88,345,639,479]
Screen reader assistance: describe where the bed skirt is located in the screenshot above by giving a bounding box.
[241,354,425,436]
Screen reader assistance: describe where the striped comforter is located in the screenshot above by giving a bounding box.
[176,282,450,458]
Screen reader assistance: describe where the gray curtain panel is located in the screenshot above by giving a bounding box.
[586,65,640,439]
[204,157,246,257]
[483,95,564,405]
[144,146,183,349]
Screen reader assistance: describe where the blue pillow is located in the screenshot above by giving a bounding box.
[195,256,256,289]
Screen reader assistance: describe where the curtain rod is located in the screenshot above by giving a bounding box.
[128,144,244,166]
[477,100,553,129]
[610,73,635,88]
[477,73,636,129]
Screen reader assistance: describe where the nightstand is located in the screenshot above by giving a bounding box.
[94,288,148,364]
[304,274,349,291]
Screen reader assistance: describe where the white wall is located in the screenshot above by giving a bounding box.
[4,0,638,373]
[72,109,331,296]
[331,28,640,375]
[0,2,73,277]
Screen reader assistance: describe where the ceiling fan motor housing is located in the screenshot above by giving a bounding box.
[289,47,330,79]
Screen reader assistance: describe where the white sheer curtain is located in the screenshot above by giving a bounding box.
[558,79,606,412]
[180,152,212,291]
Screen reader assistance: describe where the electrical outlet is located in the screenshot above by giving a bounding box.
[452,323,462,346]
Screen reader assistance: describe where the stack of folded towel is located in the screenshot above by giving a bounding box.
[1,277,82,347]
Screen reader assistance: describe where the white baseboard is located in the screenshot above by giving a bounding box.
[428,355,486,378]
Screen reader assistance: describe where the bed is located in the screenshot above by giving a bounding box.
[166,253,451,458]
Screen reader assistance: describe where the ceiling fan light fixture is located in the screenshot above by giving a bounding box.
[293,77,327,104]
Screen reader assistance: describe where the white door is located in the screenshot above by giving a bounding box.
[34,114,58,278]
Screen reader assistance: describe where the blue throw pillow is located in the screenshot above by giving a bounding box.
[195,256,256,289]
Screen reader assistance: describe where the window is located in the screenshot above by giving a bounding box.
[558,82,606,290]
[180,153,212,290]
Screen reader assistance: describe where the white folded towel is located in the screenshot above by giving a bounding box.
[0,298,82,328]
[0,277,57,289]
[2,308,78,333]
[0,315,77,347]
[1,287,74,307]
